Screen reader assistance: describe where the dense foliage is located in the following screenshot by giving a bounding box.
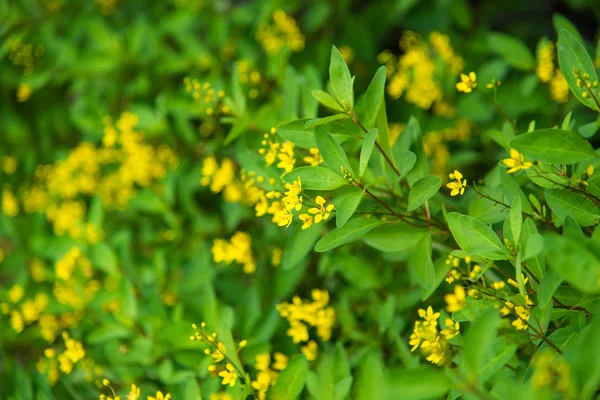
[2,1,600,399]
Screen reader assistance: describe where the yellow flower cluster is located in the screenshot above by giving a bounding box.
[536,42,555,83]
[429,31,464,74]
[252,352,288,399]
[1,285,49,334]
[409,306,460,365]
[502,149,533,173]
[444,285,466,312]
[445,255,470,284]
[6,36,45,75]
[237,60,266,99]
[190,322,247,388]
[259,128,296,173]
[211,231,256,274]
[574,68,600,101]
[99,380,170,400]
[531,351,571,393]
[298,196,334,230]
[37,332,86,385]
[21,112,177,240]
[256,9,305,55]
[53,247,99,310]
[456,71,477,93]
[423,120,472,176]
[2,184,19,217]
[379,31,462,109]
[184,78,229,124]
[500,295,533,330]
[17,82,33,102]
[277,289,335,353]
[549,70,570,103]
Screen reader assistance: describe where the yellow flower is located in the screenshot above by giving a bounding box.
[417,306,440,325]
[287,320,309,343]
[456,71,477,93]
[218,363,238,387]
[536,42,554,83]
[301,340,318,361]
[126,385,140,400]
[303,148,323,166]
[299,213,313,230]
[445,285,466,312]
[308,196,334,223]
[508,273,529,288]
[502,149,533,173]
[272,352,288,370]
[9,284,24,303]
[446,170,466,196]
[147,391,171,400]
[17,83,32,102]
[440,319,460,339]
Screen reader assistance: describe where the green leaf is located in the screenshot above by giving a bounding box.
[523,234,544,260]
[270,355,308,400]
[568,316,600,398]
[407,175,441,212]
[312,89,344,112]
[87,323,131,344]
[403,117,429,185]
[363,66,386,126]
[480,341,518,383]
[282,65,300,121]
[538,270,563,309]
[385,368,452,399]
[510,196,523,244]
[336,187,365,228]
[396,150,417,181]
[462,309,501,380]
[329,46,354,109]
[545,188,600,227]
[509,128,597,164]
[447,212,509,260]
[277,119,318,148]
[283,166,347,191]
[557,29,600,111]
[553,13,585,45]
[281,224,324,270]
[544,233,600,293]
[487,32,535,70]
[315,126,354,177]
[410,233,435,290]
[91,242,118,274]
[359,128,378,177]
[305,113,350,129]
[355,351,385,400]
[315,216,383,252]
[363,223,428,253]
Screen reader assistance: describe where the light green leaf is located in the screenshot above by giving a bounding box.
[447,212,509,260]
[523,234,544,260]
[544,233,600,293]
[480,341,518,383]
[277,119,318,148]
[315,126,354,177]
[545,188,600,227]
[510,196,523,244]
[568,317,600,398]
[305,113,350,129]
[509,128,597,164]
[329,46,354,109]
[281,224,324,270]
[396,150,417,181]
[462,309,501,380]
[557,29,600,111]
[312,89,344,112]
[315,216,383,252]
[282,65,300,121]
[336,187,365,228]
[363,66,386,126]
[487,32,535,70]
[407,175,441,212]
[410,233,435,290]
[270,355,308,400]
[283,166,347,191]
[385,368,452,399]
[363,223,428,253]
[359,128,378,177]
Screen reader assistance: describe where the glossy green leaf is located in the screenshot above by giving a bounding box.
[410,233,435,290]
[509,128,597,164]
[447,212,509,259]
[407,175,441,212]
[363,223,428,253]
[363,66,386,126]
[305,113,350,129]
[487,32,535,70]
[270,355,308,400]
[462,309,501,380]
[545,188,600,227]
[510,196,523,243]
[283,166,347,190]
[329,46,354,109]
[282,224,324,270]
[359,128,378,177]
[315,126,354,177]
[315,216,383,252]
[312,89,344,112]
[336,187,365,228]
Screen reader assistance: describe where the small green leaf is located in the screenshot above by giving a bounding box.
[557,29,600,111]
[336,188,365,228]
[363,223,428,253]
[510,196,523,244]
[363,66,386,126]
[396,151,417,181]
[568,316,600,398]
[545,188,600,227]
[487,32,535,70]
[447,212,509,260]
[462,309,501,380]
[359,128,378,177]
[407,175,441,212]
[277,119,318,148]
[270,355,308,400]
[315,216,383,252]
[509,128,597,164]
[523,234,544,260]
[281,224,324,270]
[315,126,354,177]
[305,113,350,129]
[329,46,354,109]
[283,166,347,191]
[312,89,344,112]
[410,233,435,290]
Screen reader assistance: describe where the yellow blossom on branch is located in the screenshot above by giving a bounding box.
[502,149,533,173]
[446,170,466,196]
[218,363,238,387]
[456,71,477,93]
[308,196,334,223]
[445,285,466,312]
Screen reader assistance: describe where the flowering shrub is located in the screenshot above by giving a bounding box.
[2,1,600,399]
